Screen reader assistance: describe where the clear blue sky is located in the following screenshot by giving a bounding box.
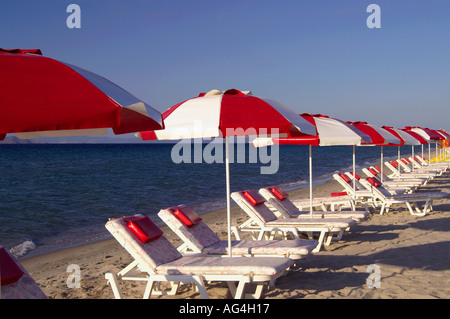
[2,0,449,130]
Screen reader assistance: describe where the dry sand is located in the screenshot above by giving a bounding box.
[19,168,450,300]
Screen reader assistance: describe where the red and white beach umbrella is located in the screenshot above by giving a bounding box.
[380,126,427,172]
[254,114,373,216]
[138,89,317,256]
[348,122,403,182]
[0,49,165,298]
[408,127,445,162]
[437,130,450,161]
[0,49,164,140]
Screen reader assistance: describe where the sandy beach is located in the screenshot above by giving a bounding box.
[19,165,450,300]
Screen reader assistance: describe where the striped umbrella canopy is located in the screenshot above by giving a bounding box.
[381,126,427,172]
[253,114,373,216]
[138,89,317,256]
[407,126,445,162]
[348,122,403,181]
[408,127,444,142]
[437,130,450,160]
[349,122,403,146]
[0,49,164,140]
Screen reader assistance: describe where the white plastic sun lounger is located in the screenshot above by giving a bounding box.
[371,165,427,184]
[157,205,318,260]
[415,155,449,170]
[231,190,356,252]
[409,156,448,173]
[362,167,423,189]
[385,161,435,181]
[289,192,355,212]
[359,177,448,216]
[0,246,47,299]
[258,186,370,222]
[344,171,411,195]
[105,215,294,299]
[332,173,376,210]
[397,158,442,177]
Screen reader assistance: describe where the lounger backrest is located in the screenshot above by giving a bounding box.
[385,161,400,174]
[360,178,391,199]
[362,168,374,178]
[158,206,220,253]
[333,174,354,193]
[344,172,365,190]
[258,187,301,218]
[416,156,428,165]
[396,159,411,172]
[231,191,278,225]
[410,157,424,168]
[105,215,182,273]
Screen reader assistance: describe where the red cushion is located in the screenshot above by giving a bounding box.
[269,186,289,200]
[374,166,382,173]
[0,247,24,286]
[340,174,350,183]
[367,177,381,188]
[243,190,266,206]
[349,172,360,180]
[124,216,163,243]
[331,192,347,197]
[369,168,378,175]
[171,205,203,227]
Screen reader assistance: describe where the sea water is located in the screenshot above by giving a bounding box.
[0,142,412,258]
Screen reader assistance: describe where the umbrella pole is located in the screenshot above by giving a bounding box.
[411,145,414,172]
[353,145,356,200]
[380,146,384,183]
[309,145,313,218]
[225,136,232,257]
[436,143,438,163]
[429,143,431,163]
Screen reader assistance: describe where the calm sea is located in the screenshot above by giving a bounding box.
[0,142,414,258]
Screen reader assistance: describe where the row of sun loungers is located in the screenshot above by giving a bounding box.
[2,156,448,299]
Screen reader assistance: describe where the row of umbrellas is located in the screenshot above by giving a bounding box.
[1,49,449,259]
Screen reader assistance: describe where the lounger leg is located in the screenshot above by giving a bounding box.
[227,281,247,299]
[405,202,415,215]
[379,203,386,215]
[192,276,209,299]
[334,230,344,241]
[231,226,241,240]
[105,272,123,299]
[143,280,157,299]
[230,281,265,299]
[312,231,326,253]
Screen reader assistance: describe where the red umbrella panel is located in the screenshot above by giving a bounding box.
[0,49,164,139]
